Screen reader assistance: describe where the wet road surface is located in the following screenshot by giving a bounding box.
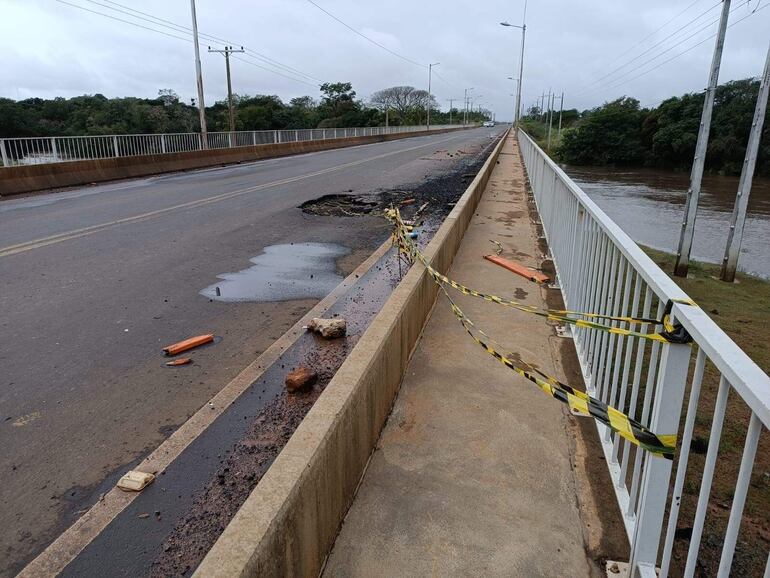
[0,127,502,576]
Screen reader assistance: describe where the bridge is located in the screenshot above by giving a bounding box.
[6,128,770,578]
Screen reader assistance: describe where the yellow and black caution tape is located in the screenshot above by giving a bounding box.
[385,208,694,344]
[435,281,676,458]
[382,207,688,458]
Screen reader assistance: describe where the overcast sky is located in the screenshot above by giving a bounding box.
[0,0,767,120]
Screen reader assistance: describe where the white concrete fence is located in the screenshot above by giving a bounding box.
[519,129,770,578]
[0,125,461,167]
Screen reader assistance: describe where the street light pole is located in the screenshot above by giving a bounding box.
[427,62,440,130]
[507,76,519,122]
[501,0,527,126]
[190,0,207,148]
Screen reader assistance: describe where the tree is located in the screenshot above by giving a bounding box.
[558,97,646,165]
[158,89,180,107]
[317,82,371,128]
[370,86,437,125]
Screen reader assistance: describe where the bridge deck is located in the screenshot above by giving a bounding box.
[323,134,626,576]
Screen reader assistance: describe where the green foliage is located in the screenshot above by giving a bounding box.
[559,97,646,165]
[554,79,770,176]
[0,79,492,139]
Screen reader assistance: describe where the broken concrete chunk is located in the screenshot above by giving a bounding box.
[285,367,318,393]
[307,318,347,339]
[117,470,155,492]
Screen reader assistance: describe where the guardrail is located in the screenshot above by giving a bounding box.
[0,125,462,168]
[518,129,770,577]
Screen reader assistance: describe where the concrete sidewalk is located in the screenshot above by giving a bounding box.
[322,134,617,577]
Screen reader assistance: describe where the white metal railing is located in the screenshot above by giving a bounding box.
[0,125,463,168]
[518,129,770,578]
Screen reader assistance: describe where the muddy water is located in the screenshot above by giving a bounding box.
[200,242,350,302]
[564,166,770,279]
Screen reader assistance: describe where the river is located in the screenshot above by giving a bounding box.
[563,166,770,280]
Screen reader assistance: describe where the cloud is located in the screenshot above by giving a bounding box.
[0,0,766,120]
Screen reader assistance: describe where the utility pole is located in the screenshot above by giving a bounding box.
[427,62,439,130]
[558,92,564,138]
[208,45,245,133]
[463,90,468,125]
[674,0,732,277]
[540,92,546,122]
[547,92,555,150]
[447,98,456,124]
[190,0,207,148]
[463,87,474,125]
[720,43,770,282]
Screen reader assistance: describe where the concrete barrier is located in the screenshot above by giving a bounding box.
[0,127,470,197]
[194,129,509,578]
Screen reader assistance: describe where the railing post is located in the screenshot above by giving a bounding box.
[295,129,299,142]
[113,136,120,158]
[252,131,257,146]
[0,138,8,166]
[275,130,280,144]
[50,137,58,162]
[228,132,234,148]
[161,134,167,154]
[629,340,690,576]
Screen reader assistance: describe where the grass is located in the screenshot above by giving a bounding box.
[642,247,770,576]
[519,119,563,153]
[643,247,770,374]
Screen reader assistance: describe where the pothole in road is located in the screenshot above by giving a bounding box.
[200,242,350,302]
[299,139,498,223]
[299,194,380,217]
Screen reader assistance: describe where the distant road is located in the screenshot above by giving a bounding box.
[0,127,499,576]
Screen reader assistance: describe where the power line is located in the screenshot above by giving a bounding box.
[576,0,754,98]
[574,0,723,96]
[585,12,726,95]
[305,0,426,68]
[602,0,706,70]
[93,0,323,83]
[231,56,319,88]
[432,70,460,92]
[60,0,323,86]
[593,1,767,102]
[55,0,192,43]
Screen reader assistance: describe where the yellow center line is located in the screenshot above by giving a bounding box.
[0,134,460,258]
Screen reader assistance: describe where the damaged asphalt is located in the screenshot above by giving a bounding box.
[0,127,503,576]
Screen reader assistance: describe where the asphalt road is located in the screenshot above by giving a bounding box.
[0,127,502,576]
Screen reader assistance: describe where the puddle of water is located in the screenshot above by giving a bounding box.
[200,242,350,302]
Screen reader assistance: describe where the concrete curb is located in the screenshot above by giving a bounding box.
[17,239,396,578]
[0,127,470,197]
[194,129,510,578]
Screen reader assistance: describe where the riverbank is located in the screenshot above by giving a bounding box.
[642,247,770,576]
